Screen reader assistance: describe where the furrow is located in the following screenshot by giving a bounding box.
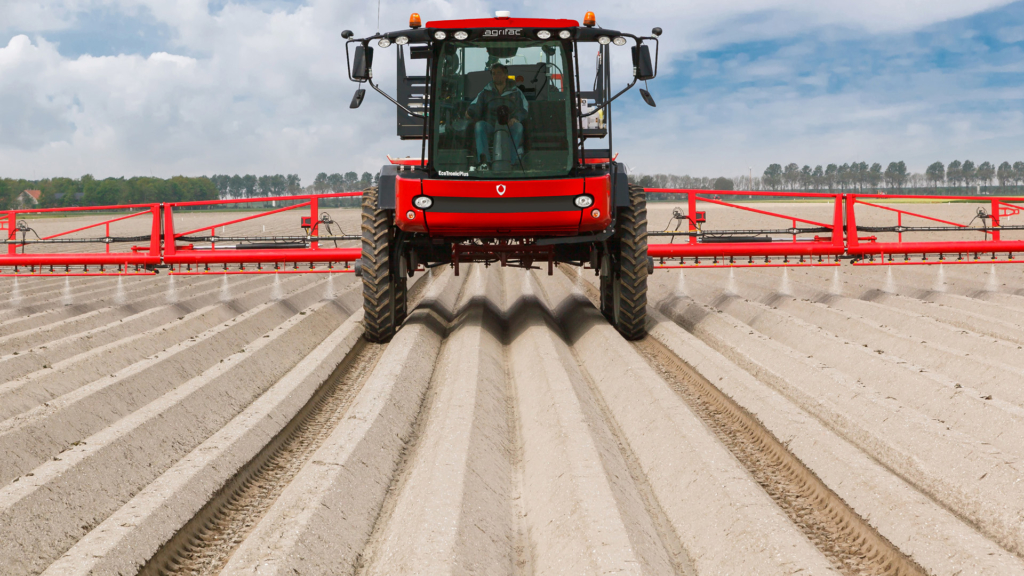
[642,300,1024,576]
[356,265,515,576]
[0,274,278,380]
[676,272,1024,456]
[0,286,358,575]
[653,270,1024,561]
[0,274,264,354]
[216,269,464,575]
[42,305,371,575]
[0,276,355,486]
[0,275,342,422]
[559,265,853,575]
[138,340,382,576]
[506,269,680,576]
[0,275,177,328]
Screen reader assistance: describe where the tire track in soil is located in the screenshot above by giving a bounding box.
[139,339,384,576]
[561,264,927,576]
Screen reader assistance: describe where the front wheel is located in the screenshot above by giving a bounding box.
[600,185,648,340]
[361,187,406,342]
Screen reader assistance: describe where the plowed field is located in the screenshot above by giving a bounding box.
[2,203,1023,576]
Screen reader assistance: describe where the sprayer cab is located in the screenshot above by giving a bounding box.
[341,13,660,343]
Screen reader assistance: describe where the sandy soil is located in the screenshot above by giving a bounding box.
[1,203,1023,575]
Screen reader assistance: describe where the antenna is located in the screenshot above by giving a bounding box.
[377,0,381,32]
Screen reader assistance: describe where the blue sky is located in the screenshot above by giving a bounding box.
[0,0,1022,182]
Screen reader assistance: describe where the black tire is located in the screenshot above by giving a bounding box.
[599,274,614,321]
[602,185,648,340]
[361,187,401,342]
[394,275,408,326]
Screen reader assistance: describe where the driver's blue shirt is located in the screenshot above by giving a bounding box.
[468,81,529,124]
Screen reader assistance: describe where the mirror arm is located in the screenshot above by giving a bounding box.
[345,36,426,119]
[580,77,637,117]
[367,77,427,119]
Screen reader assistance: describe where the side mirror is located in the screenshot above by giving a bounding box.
[352,45,373,81]
[632,44,655,81]
[350,88,366,109]
[639,89,656,107]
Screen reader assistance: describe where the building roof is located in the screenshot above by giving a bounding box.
[22,189,42,201]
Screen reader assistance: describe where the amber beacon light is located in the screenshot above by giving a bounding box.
[409,13,422,28]
[583,11,596,27]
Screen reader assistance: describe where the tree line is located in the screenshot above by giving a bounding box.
[761,160,1024,192]
[0,171,384,211]
[0,175,219,210]
[631,159,1024,199]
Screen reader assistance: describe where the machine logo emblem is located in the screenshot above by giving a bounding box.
[496,184,506,196]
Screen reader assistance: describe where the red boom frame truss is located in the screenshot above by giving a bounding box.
[3,189,1023,276]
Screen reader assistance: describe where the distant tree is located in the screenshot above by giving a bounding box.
[961,160,976,187]
[229,174,244,198]
[88,178,122,206]
[286,174,302,194]
[270,174,287,196]
[976,161,995,187]
[824,164,838,190]
[0,179,9,209]
[344,171,359,191]
[799,165,812,190]
[837,163,851,190]
[782,163,800,189]
[1014,161,1024,186]
[997,162,1013,187]
[327,173,344,193]
[858,161,870,191]
[712,177,734,191]
[638,175,654,188]
[896,161,908,189]
[373,172,380,186]
[868,163,883,190]
[214,175,232,198]
[763,164,783,190]
[884,161,908,189]
[812,165,824,190]
[257,175,274,197]
[240,175,257,199]
[946,160,962,187]
[925,162,945,188]
[313,172,329,193]
[360,172,373,189]
[848,162,862,191]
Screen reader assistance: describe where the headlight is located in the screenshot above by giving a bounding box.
[378,38,392,48]
[612,36,626,46]
[537,30,551,39]
[434,31,446,40]
[395,36,409,45]
[454,31,468,40]
[598,36,611,45]
[558,30,572,39]
[574,195,594,208]
[413,196,433,209]
[406,210,416,220]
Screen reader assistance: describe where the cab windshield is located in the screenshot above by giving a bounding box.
[432,40,573,178]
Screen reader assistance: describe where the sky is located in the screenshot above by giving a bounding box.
[1,0,1022,183]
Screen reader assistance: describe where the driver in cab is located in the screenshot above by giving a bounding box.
[465,63,528,170]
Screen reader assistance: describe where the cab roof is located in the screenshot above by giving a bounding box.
[426,17,579,29]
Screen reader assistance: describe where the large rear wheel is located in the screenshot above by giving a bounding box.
[361,187,405,342]
[600,185,648,340]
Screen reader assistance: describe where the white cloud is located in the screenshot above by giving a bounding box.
[0,0,1021,183]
